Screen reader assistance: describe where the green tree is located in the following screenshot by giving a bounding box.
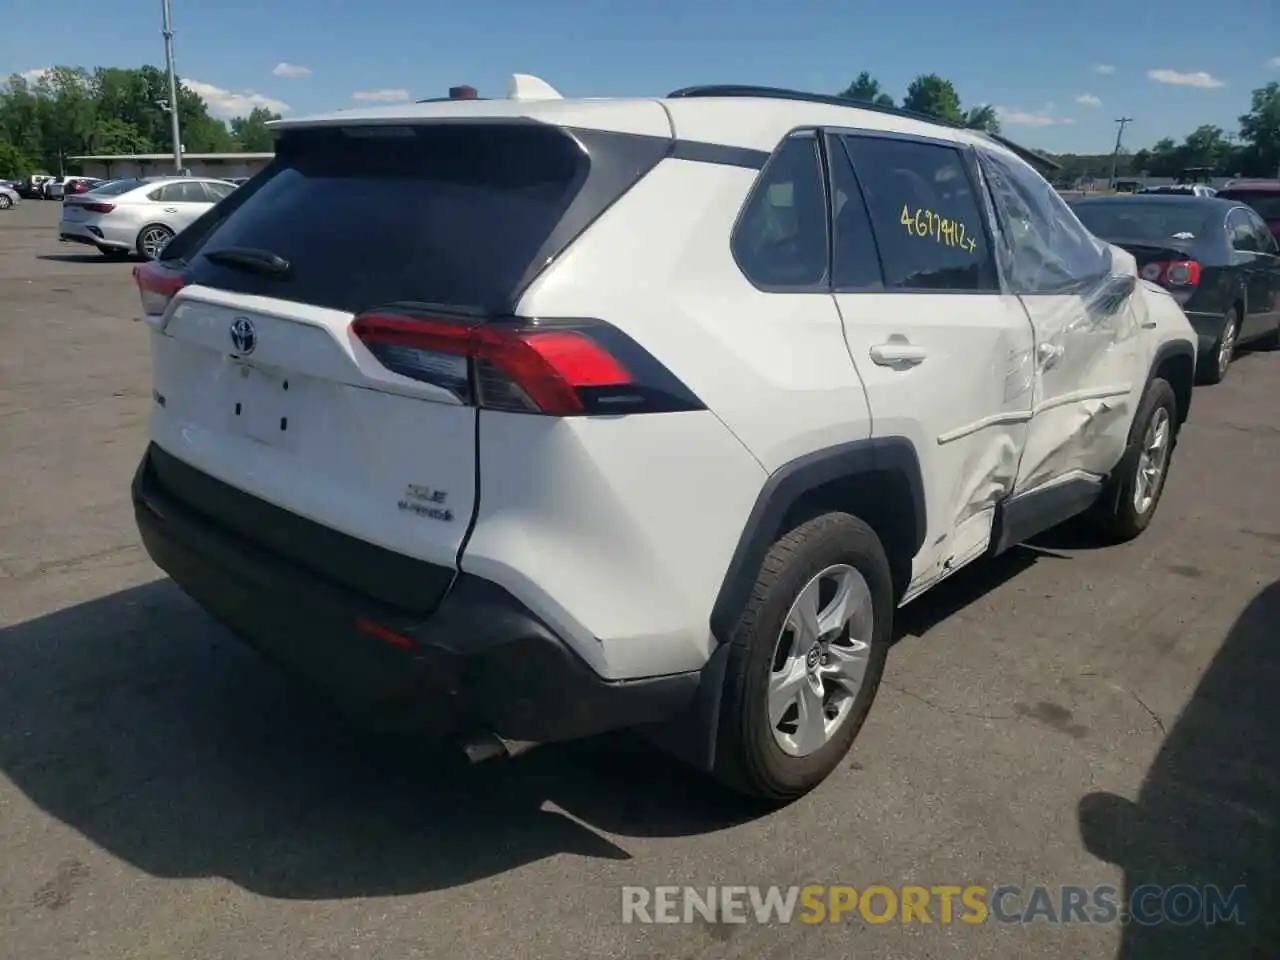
[0,140,33,178]
[902,74,964,124]
[963,104,1001,135]
[1177,124,1231,173]
[838,72,894,107]
[229,106,282,151]
[1238,81,1280,177]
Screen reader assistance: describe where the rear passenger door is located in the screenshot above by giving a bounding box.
[827,132,1035,596]
[156,181,213,231]
[977,148,1139,493]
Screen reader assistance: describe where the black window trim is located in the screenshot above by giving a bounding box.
[729,126,834,295]
[826,126,1005,296]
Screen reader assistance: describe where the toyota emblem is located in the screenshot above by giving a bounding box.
[230,316,256,355]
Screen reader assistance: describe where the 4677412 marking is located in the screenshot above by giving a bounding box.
[900,204,978,254]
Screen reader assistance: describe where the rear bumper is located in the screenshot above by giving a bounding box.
[1184,310,1225,353]
[132,443,699,743]
[59,220,130,250]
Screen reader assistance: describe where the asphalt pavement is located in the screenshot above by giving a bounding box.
[1,199,1277,960]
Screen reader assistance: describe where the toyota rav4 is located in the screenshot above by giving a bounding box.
[130,76,1197,802]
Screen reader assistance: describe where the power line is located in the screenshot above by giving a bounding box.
[1109,116,1134,186]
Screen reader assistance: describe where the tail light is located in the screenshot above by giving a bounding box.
[134,260,189,317]
[82,202,114,214]
[1140,260,1200,287]
[351,309,703,417]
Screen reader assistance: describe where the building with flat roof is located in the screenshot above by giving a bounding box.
[67,152,274,181]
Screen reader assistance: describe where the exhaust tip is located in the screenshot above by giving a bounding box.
[460,733,539,763]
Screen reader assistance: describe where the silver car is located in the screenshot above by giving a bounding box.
[58,176,237,259]
[0,184,18,210]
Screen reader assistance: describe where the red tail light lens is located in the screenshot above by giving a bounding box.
[1140,260,1200,287]
[352,311,634,416]
[134,260,189,317]
[83,202,115,214]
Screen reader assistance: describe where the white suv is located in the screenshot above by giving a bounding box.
[130,77,1197,802]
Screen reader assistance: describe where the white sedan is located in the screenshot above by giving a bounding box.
[59,176,237,260]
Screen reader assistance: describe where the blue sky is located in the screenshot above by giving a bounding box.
[3,0,1278,154]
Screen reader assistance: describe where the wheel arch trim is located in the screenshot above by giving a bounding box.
[708,437,927,644]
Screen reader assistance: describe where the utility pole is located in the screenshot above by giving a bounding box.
[1109,116,1133,188]
[161,0,184,174]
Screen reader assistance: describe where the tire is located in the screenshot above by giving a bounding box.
[1197,307,1240,385]
[0,194,11,210]
[712,512,893,803]
[136,224,175,261]
[1091,378,1178,543]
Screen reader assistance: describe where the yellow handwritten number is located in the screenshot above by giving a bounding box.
[900,204,915,235]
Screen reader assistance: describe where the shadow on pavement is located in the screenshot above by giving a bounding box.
[36,253,122,264]
[0,540,1052,901]
[1079,579,1280,959]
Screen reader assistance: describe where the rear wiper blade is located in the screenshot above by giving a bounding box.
[204,246,291,278]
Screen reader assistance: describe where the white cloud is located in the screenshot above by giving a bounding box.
[996,106,1075,127]
[1092,64,1116,75]
[272,62,311,78]
[1147,69,1225,88]
[19,67,51,84]
[1075,94,1102,107]
[181,79,290,119]
[351,88,411,102]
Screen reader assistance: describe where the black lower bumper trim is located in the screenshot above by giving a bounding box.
[132,444,699,742]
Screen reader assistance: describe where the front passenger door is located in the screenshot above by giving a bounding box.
[977,148,1140,493]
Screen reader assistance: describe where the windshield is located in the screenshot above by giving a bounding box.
[1071,202,1211,243]
[1218,193,1280,220]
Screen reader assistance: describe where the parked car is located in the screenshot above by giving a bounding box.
[59,175,237,260]
[17,175,53,198]
[128,77,1198,802]
[1137,184,1217,198]
[0,183,19,210]
[1072,194,1280,384]
[62,176,104,198]
[1214,180,1280,245]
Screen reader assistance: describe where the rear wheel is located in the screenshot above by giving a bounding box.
[0,194,12,210]
[136,224,175,261]
[1198,307,1239,384]
[712,512,892,803]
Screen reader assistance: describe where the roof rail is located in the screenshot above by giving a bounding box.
[664,84,1060,172]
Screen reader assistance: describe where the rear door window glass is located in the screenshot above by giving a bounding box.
[161,181,210,203]
[177,123,605,314]
[842,135,998,292]
[731,133,829,289]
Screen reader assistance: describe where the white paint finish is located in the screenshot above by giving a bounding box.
[834,291,1035,589]
[273,97,674,139]
[462,410,767,680]
[1013,285,1141,492]
[149,293,477,569]
[519,157,873,473]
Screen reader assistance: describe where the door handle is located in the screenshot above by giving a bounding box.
[1037,342,1065,369]
[163,207,178,213]
[869,341,928,366]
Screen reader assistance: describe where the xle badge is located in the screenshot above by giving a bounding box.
[398,484,453,522]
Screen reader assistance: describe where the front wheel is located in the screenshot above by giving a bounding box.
[712,512,892,803]
[136,224,175,261]
[1091,378,1178,543]
[0,194,12,210]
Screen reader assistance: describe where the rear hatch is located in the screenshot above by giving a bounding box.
[136,118,670,613]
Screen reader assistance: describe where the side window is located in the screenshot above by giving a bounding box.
[731,134,829,289]
[842,135,997,292]
[161,181,208,203]
[979,149,1111,294]
[1227,209,1259,252]
[827,136,883,291]
[203,181,235,201]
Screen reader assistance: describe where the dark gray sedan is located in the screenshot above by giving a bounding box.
[1072,195,1280,384]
